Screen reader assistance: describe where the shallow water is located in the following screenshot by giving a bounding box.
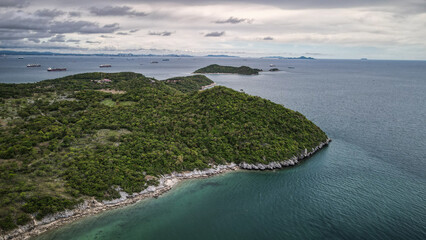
[2,56,424,239]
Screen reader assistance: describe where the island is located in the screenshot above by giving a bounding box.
[0,72,329,238]
[262,56,315,60]
[194,64,262,75]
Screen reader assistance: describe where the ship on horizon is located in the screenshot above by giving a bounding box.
[47,67,67,71]
[27,64,41,67]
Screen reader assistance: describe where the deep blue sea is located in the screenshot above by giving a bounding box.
[1,55,425,239]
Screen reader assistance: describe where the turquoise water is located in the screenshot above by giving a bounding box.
[36,140,426,239]
[3,57,424,239]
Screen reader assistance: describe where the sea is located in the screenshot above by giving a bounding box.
[1,55,425,240]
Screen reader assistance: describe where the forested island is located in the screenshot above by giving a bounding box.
[194,64,262,75]
[0,72,328,237]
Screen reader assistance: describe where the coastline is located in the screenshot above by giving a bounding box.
[200,83,217,90]
[193,72,259,75]
[1,138,330,240]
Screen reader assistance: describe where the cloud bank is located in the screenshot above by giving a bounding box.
[0,0,425,59]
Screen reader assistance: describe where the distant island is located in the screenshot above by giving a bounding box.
[0,51,315,60]
[0,72,329,238]
[262,56,315,60]
[194,64,262,75]
[0,50,193,58]
[205,55,238,58]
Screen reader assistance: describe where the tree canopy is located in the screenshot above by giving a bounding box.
[194,64,262,75]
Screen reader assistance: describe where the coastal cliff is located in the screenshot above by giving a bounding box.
[239,138,331,169]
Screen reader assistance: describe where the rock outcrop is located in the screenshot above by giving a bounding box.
[239,138,331,170]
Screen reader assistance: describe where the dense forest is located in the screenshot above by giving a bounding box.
[0,72,327,232]
[194,64,262,75]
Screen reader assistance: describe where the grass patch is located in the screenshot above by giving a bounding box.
[100,99,115,107]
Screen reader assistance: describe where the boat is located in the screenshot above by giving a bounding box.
[162,59,170,61]
[151,61,159,64]
[269,64,276,67]
[47,67,67,71]
[18,57,24,59]
[99,64,112,68]
[288,66,295,69]
[27,64,41,67]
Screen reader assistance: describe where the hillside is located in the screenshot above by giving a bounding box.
[194,64,262,75]
[163,75,214,93]
[0,72,327,232]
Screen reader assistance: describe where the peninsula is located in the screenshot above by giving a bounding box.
[0,72,328,239]
[194,64,262,75]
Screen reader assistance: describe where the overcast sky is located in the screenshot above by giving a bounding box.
[0,0,425,59]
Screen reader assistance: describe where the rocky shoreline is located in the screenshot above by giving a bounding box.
[239,138,331,170]
[0,164,239,240]
[200,83,217,91]
[1,138,330,240]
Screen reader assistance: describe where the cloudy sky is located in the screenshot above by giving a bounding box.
[0,0,425,59]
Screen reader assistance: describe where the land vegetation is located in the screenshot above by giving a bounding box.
[164,75,213,93]
[0,72,327,232]
[194,64,262,75]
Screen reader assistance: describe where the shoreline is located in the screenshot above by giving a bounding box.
[193,72,259,76]
[1,138,330,240]
[200,83,217,90]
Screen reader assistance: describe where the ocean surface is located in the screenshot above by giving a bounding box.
[1,56,425,239]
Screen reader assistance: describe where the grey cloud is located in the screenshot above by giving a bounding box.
[116,32,129,35]
[100,35,113,38]
[49,34,66,42]
[263,36,273,40]
[50,21,119,34]
[0,0,28,8]
[0,29,52,41]
[305,52,325,56]
[215,17,252,24]
[86,40,101,44]
[28,38,40,43]
[0,40,88,50]
[0,12,119,36]
[68,11,81,17]
[148,31,173,36]
[129,29,139,33]
[67,39,80,43]
[89,6,148,17]
[19,0,417,9]
[205,31,225,37]
[35,9,65,18]
[0,12,48,30]
[122,0,423,10]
